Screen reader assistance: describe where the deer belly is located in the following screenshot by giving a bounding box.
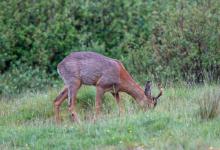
[80,71,101,85]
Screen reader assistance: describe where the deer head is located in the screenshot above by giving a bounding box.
[144,81,163,107]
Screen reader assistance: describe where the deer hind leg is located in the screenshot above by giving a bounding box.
[54,87,68,123]
[67,80,81,123]
[112,92,125,116]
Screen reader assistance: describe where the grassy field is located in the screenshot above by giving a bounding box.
[0,84,220,150]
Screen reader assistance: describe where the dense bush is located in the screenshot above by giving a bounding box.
[0,0,219,94]
[0,63,56,96]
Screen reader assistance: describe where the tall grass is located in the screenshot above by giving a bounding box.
[198,89,220,120]
[0,84,220,149]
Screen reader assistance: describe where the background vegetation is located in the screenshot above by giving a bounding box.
[0,0,220,95]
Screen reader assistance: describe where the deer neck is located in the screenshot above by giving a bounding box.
[120,76,145,102]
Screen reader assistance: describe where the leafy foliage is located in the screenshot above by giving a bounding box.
[0,0,220,94]
[0,63,55,95]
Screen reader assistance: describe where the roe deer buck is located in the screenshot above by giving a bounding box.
[54,51,163,123]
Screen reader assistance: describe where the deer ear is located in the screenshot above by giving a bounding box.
[144,81,152,98]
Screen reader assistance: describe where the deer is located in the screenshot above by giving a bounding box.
[53,51,163,123]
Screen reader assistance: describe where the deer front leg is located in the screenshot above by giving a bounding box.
[67,81,81,123]
[95,86,105,116]
[112,92,125,116]
[54,87,68,123]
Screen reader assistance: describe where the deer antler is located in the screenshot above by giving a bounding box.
[154,83,163,100]
[153,83,163,107]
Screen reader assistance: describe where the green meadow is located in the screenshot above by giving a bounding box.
[1,84,220,150]
[1,0,220,149]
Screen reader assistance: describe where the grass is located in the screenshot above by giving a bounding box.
[0,84,220,150]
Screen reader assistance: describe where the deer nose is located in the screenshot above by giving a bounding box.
[151,99,158,108]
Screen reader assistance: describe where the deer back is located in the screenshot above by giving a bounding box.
[57,52,120,86]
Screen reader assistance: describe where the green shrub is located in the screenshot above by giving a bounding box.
[0,0,220,95]
[0,63,57,96]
